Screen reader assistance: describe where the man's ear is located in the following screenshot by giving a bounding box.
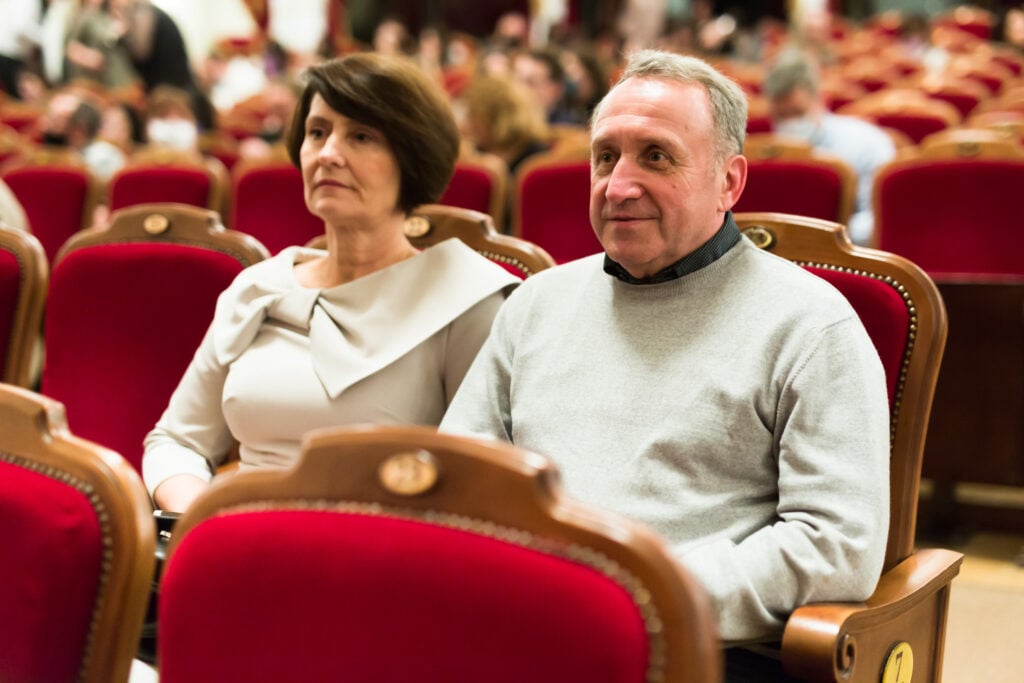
[718,153,747,212]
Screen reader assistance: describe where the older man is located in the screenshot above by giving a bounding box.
[441,50,890,674]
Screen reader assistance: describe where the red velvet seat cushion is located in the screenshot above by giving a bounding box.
[0,460,102,683]
[3,165,90,262]
[805,266,909,405]
[877,160,1024,277]
[518,161,602,263]
[0,249,19,378]
[160,510,649,683]
[230,164,323,254]
[735,162,844,222]
[41,242,245,472]
[440,165,495,216]
[108,167,211,211]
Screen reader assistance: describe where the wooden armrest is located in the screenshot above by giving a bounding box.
[780,548,963,682]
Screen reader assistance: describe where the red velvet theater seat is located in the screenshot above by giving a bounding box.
[439,151,509,232]
[229,156,323,254]
[734,212,962,683]
[513,150,601,264]
[874,129,1024,519]
[0,225,46,387]
[1,153,96,263]
[158,425,722,683]
[41,203,268,473]
[738,134,856,225]
[838,90,961,145]
[305,205,554,279]
[107,148,227,215]
[0,383,154,683]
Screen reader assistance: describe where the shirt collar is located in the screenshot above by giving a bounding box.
[603,212,742,285]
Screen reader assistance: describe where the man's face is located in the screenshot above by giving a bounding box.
[513,55,562,114]
[589,77,746,278]
[768,86,820,125]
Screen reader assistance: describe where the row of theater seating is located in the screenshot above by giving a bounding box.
[0,202,553,472]
[0,209,963,682]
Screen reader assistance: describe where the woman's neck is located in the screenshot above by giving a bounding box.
[298,218,418,288]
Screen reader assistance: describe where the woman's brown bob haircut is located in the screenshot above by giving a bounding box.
[285,53,460,214]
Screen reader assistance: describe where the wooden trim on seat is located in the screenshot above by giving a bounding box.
[166,425,723,683]
[54,202,270,268]
[0,224,46,387]
[306,205,555,277]
[734,212,947,568]
[0,384,155,683]
[735,212,961,683]
[780,548,963,683]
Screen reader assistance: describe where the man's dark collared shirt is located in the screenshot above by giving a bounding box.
[603,212,742,285]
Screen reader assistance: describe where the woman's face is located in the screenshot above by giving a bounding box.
[300,94,402,228]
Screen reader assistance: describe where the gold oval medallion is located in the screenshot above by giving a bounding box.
[143,214,170,235]
[881,642,913,683]
[403,215,431,238]
[378,450,439,496]
[741,225,776,250]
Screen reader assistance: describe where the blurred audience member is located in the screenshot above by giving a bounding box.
[65,0,138,88]
[144,84,200,151]
[512,48,578,124]
[372,17,413,56]
[763,50,894,245]
[461,75,551,175]
[0,0,41,99]
[67,97,127,180]
[562,48,609,123]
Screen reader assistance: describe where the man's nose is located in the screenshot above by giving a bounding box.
[604,158,644,202]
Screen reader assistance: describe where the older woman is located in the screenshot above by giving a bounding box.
[142,53,518,512]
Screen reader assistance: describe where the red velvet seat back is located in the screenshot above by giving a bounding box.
[108,166,212,211]
[736,161,844,222]
[230,163,323,254]
[0,250,19,380]
[41,243,246,472]
[160,510,649,683]
[440,164,494,215]
[869,114,951,144]
[804,266,909,405]
[2,165,89,262]
[0,458,102,683]
[876,160,1024,276]
[517,160,601,263]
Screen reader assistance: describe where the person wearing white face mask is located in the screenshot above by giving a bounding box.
[143,84,201,151]
[763,50,895,247]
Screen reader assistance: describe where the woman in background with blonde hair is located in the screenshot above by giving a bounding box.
[461,74,552,175]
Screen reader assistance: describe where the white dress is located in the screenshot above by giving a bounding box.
[142,238,518,496]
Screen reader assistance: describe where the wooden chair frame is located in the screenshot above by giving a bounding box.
[307,205,555,277]
[165,425,723,683]
[0,225,46,387]
[734,212,962,683]
[56,202,270,266]
[0,383,155,683]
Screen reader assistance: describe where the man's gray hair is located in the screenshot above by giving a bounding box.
[593,49,748,162]
[762,50,821,100]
